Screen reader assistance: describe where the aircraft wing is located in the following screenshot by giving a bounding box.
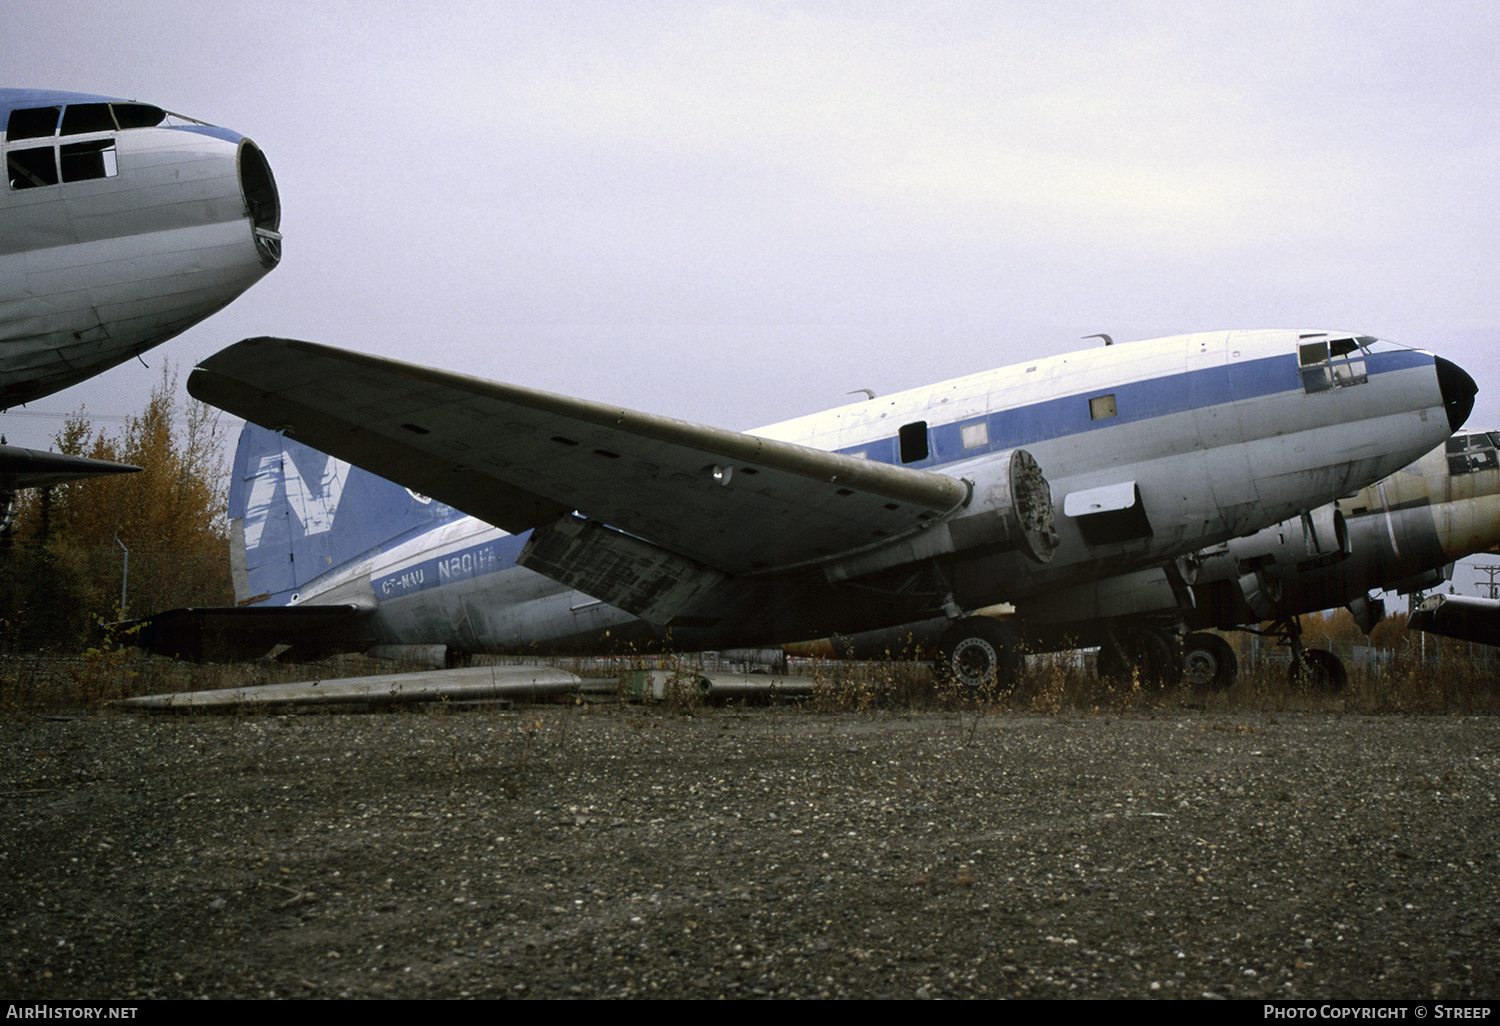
[1407,594,1500,647]
[0,445,139,490]
[187,338,972,576]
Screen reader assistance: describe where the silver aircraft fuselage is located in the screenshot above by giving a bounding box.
[0,88,279,408]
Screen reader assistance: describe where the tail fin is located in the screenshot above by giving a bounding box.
[228,422,467,605]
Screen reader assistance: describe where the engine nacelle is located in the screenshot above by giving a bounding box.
[1301,503,1350,563]
[1225,501,1349,577]
[822,448,1057,582]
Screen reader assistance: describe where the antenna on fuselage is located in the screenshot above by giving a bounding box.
[847,388,876,400]
[1082,333,1114,346]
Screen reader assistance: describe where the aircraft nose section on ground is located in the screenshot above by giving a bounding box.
[236,139,281,269]
[1436,356,1478,432]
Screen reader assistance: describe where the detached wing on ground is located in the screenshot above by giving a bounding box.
[187,339,971,584]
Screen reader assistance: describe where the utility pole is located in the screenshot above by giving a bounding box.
[1477,565,1500,599]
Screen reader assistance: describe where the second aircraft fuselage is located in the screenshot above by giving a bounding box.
[0,88,280,408]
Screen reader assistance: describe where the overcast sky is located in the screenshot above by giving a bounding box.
[7,1,1500,595]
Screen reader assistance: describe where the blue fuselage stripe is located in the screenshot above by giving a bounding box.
[373,532,531,600]
[846,350,1429,467]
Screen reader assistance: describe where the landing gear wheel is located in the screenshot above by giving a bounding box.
[1289,648,1347,693]
[1097,626,1177,688]
[935,618,1021,692]
[1182,632,1238,690]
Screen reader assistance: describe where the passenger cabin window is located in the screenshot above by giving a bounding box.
[1446,432,1500,475]
[1089,394,1118,420]
[960,421,989,449]
[899,421,929,463]
[1299,335,1368,393]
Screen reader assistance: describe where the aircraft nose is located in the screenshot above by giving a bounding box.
[1435,356,1477,432]
[237,139,281,269]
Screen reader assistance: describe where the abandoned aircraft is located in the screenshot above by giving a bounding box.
[136,328,1476,693]
[796,428,1500,691]
[1176,428,1500,685]
[0,88,280,513]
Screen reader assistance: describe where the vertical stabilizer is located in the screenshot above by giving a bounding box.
[228,423,466,605]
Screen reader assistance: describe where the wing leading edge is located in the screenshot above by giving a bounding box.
[0,445,139,492]
[187,338,974,577]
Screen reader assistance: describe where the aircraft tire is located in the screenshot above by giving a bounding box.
[1182,632,1238,690]
[935,617,1021,692]
[1097,626,1177,688]
[1289,648,1348,693]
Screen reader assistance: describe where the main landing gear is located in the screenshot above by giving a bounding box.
[1095,624,1178,688]
[934,617,1022,691]
[1180,632,1238,690]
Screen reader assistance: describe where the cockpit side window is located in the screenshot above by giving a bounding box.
[6,106,61,140]
[7,102,134,190]
[8,147,58,189]
[1447,433,1500,475]
[61,139,118,182]
[1298,335,1368,393]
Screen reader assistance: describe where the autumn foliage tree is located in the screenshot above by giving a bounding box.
[0,367,234,650]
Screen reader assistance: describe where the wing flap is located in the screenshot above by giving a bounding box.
[188,338,972,575]
[518,514,729,625]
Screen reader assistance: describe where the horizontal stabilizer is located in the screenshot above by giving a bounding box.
[0,445,139,490]
[128,603,374,662]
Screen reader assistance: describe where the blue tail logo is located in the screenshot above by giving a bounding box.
[228,423,467,604]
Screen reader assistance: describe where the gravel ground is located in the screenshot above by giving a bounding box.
[2,703,1498,1000]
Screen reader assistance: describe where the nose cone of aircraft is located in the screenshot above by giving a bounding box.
[1435,356,1478,432]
